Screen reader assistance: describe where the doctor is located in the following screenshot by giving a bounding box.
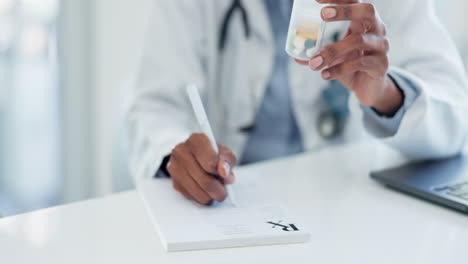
[126,0,468,205]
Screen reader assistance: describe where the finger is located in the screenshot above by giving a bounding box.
[170,145,213,205]
[295,59,309,66]
[176,143,227,202]
[167,155,193,200]
[188,161,227,203]
[328,49,362,68]
[217,162,235,184]
[224,172,235,185]
[173,180,193,200]
[310,34,389,70]
[217,144,237,178]
[180,166,214,205]
[320,3,378,24]
[322,55,387,81]
[186,133,218,174]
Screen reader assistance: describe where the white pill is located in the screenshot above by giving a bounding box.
[293,47,304,57]
[306,48,315,58]
[293,36,306,50]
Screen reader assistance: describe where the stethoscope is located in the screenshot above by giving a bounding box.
[219,0,349,139]
[219,0,251,51]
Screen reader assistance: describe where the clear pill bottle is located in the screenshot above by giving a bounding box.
[285,0,326,60]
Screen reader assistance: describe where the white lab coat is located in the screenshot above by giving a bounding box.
[126,0,468,180]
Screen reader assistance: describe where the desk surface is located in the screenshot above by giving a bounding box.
[1,143,467,264]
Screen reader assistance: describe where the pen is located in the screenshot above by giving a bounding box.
[186,84,237,206]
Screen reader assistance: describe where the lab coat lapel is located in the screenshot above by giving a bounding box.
[242,0,274,106]
[242,0,273,45]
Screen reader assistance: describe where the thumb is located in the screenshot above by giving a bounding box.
[217,160,235,185]
[216,144,237,183]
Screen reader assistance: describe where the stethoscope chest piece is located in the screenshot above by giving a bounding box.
[317,109,345,139]
[318,80,350,140]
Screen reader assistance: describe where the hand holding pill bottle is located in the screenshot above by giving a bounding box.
[285,0,327,60]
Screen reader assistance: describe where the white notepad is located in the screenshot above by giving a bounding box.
[138,169,310,252]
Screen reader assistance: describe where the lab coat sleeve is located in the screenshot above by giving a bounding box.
[352,0,468,160]
[125,1,209,181]
[359,70,420,138]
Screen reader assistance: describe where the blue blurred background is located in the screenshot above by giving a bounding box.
[0,0,467,217]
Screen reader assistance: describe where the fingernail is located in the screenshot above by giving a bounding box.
[322,7,337,19]
[222,161,231,177]
[322,70,331,79]
[310,56,324,70]
[225,172,235,184]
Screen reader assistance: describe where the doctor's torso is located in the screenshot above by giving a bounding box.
[197,0,368,157]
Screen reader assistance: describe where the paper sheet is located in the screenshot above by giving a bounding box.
[138,171,310,252]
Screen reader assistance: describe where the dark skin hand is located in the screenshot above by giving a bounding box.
[167,133,237,205]
[296,0,404,116]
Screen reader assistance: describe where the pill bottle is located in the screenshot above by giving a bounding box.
[285,0,327,60]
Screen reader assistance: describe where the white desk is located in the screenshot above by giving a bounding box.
[1,143,467,263]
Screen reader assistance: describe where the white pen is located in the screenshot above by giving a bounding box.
[186,84,237,206]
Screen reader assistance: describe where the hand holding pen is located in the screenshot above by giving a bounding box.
[166,86,237,206]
